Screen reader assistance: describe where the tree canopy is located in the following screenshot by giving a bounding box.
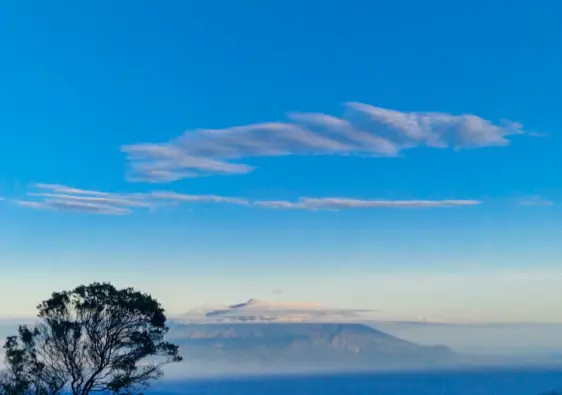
[0,282,182,394]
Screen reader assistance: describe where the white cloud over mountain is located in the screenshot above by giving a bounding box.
[174,299,462,324]
[177,299,374,323]
[122,102,527,182]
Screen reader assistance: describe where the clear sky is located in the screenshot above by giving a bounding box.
[0,1,561,322]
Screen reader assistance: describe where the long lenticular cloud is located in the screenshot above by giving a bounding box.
[253,198,481,210]
[153,193,481,210]
[122,102,526,182]
[12,184,481,215]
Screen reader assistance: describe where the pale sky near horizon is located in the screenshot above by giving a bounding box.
[1,1,561,323]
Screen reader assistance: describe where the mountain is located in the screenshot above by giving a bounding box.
[168,322,458,372]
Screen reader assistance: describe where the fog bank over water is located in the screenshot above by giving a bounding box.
[2,318,562,359]
[367,322,562,356]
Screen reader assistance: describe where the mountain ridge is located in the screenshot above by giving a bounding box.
[168,321,458,371]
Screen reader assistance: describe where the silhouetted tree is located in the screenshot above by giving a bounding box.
[0,282,182,394]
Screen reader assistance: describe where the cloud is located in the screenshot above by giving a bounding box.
[15,184,152,215]
[516,196,554,207]
[16,199,131,215]
[122,102,528,182]
[32,184,115,196]
[179,299,373,323]
[153,193,481,210]
[27,193,150,208]
[528,131,548,137]
[150,191,249,206]
[14,184,481,215]
[254,198,481,210]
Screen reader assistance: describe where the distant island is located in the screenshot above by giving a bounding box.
[168,321,458,373]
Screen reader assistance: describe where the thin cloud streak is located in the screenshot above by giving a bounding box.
[14,184,482,215]
[28,193,151,208]
[516,196,554,207]
[122,102,529,182]
[16,199,130,215]
[151,191,249,206]
[33,183,114,196]
[16,184,152,215]
[254,198,482,210]
[155,192,481,210]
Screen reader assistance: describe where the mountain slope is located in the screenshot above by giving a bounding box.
[169,322,457,370]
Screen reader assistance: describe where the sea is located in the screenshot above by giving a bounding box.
[149,369,562,395]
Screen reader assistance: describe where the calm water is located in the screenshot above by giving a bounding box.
[150,369,562,395]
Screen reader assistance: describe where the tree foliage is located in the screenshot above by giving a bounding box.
[0,282,182,394]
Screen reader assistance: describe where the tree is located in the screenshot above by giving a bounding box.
[0,282,182,394]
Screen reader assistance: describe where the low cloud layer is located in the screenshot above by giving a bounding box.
[178,299,373,323]
[12,184,481,215]
[122,102,527,182]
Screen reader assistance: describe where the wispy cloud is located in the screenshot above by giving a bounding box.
[156,193,480,210]
[152,191,481,210]
[151,191,249,206]
[516,196,554,207]
[122,102,528,182]
[16,184,152,215]
[32,184,115,196]
[16,199,131,215]
[254,198,481,210]
[14,184,481,215]
[528,131,548,137]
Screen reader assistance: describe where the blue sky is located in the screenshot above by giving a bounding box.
[0,1,561,321]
